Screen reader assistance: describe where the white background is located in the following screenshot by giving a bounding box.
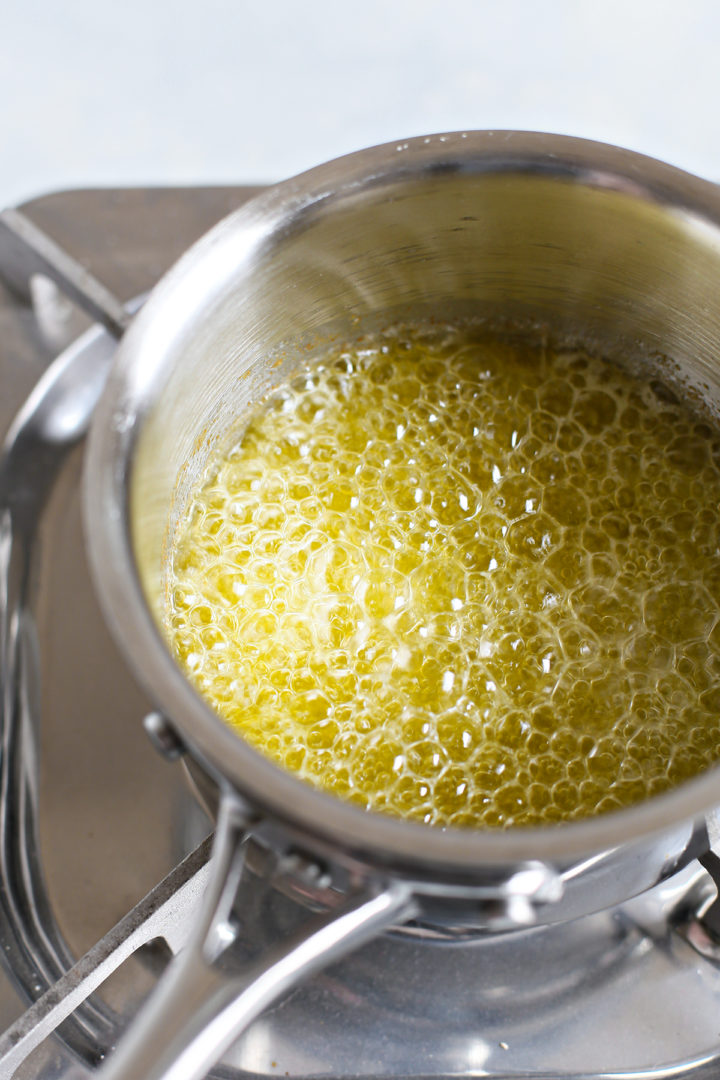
[1,0,718,206]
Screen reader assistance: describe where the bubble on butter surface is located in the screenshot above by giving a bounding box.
[167,327,720,828]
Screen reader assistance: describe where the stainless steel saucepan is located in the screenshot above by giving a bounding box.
[82,131,720,1080]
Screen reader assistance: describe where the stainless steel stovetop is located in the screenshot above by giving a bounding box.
[3,187,720,1080]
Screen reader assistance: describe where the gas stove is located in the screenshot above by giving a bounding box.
[2,187,720,1080]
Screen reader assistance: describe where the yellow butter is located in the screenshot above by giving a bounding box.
[167,327,720,828]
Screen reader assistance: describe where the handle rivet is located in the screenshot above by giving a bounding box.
[143,712,185,761]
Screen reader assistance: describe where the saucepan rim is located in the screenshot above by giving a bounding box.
[84,129,720,878]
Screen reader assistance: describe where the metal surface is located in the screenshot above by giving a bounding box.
[0,318,127,1068]
[81,135,720,1074]
[23,185,263,956]
[0,185,260,1076]
[0,209,130,339]
[86,131,720,905]
[0,838,212,1075]
[99,796,416,1080]
[3,178,720,1079]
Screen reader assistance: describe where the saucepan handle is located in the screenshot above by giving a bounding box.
[98,789,417,1080]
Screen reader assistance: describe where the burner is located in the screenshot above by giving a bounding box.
[1,187,720,1080]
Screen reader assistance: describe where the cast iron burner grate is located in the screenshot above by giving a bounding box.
[0,189,720,1080]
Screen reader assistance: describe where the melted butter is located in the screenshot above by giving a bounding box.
[167,327,720,828]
